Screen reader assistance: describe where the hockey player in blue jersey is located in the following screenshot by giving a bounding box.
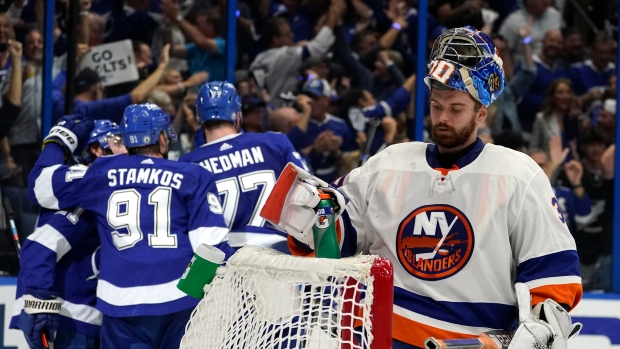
[28,105,234,348]
[178,81,308,253]
[12,120,127,349]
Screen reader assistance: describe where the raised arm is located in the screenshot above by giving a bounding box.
[5,0,25,24]
[378,17,407,50]
[161,0,221,53]
[169,44,188,58]
[28,116,95,210]
[302,0,343,59]
[332,26,373,90]
[602,144,615,180]
[351,0,372,19]
[130,45,170,104]
[154,71,208,96]
[6,39,22,106]
[379,51,406,85]
[77,0,91,47]
[436,0,483,27]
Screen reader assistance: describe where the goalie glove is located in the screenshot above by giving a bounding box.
[19,290,62,349]
[508,283,582,349]
[43,114,95,157]
[260,163,347,249]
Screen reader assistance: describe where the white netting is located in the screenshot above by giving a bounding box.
[180,246,390,349]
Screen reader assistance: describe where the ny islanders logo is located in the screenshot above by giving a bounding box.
[396,205,474,280]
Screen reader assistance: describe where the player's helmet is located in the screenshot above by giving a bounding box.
[196,81,242,124]
[121,103,177,147]
[81,119,120,163]
[424,26,505,107]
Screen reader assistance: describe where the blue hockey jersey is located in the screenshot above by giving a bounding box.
[178,132,307,249]
[553,186,592,234]
[10,208,102,337]
[28,144,233,317]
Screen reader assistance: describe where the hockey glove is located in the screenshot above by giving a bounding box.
[19,290,61,349]
[260,163,347,249]
[508,283,582,349]
[43,114,94,157]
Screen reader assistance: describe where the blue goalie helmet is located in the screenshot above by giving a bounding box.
[424,26,505,107]
[196,81,242,124]
[121,103,177,147]
[82,119,120,163]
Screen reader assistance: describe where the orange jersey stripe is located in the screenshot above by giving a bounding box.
[393,313,478,348]
[530,282,583,310]
[287,235,315,257]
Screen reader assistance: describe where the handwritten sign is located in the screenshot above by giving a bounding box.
[79,40,139,86]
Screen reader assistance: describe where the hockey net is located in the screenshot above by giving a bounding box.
[180,246,394,349]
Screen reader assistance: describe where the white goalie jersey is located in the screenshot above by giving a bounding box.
[290,140,582,348]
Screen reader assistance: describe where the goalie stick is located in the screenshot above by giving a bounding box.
[358,117,381,167]
[425,330,514,349]
[4,198,51,349]
[3,198,21,258]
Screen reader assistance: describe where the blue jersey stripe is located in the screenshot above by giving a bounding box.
[97,296,199,317]
[340,210,358,258]
[394,287,518,330]
[517,250,580,283]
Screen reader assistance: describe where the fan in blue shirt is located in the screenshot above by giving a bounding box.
[288,79,353,183]
[162,3,226,81]
[569,37,615,102]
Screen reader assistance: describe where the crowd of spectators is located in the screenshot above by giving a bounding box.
[0,0,617,291]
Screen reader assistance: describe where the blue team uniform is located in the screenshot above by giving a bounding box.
[288,115,353,183]
[553,186,592,234]
[10,208,102,345]
[568,60,615,96]
[28,144,234,319]
[179,132,307,250]
[516,55,568,132]
[51,70,133,124]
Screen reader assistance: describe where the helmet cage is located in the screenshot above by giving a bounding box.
[425,26,505,107]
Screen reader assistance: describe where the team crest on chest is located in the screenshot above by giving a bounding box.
[396,204,474,281]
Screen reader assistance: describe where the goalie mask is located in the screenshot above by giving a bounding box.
[424,26,505,107]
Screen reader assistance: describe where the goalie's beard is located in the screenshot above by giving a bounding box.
[432,114,478,150]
